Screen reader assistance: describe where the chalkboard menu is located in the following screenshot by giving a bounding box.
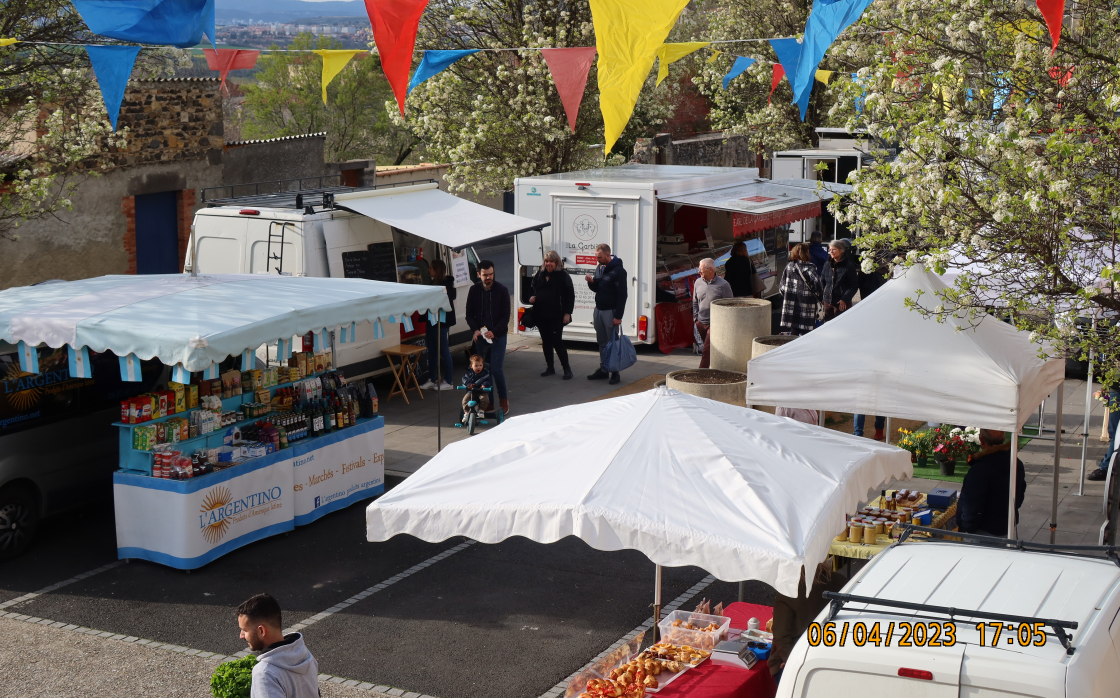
[340,242,397,282]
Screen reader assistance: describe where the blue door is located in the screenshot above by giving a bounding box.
[134,191,180,274]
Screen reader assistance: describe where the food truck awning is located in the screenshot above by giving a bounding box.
[366,387,912,597]
[0,274,451,372]
[334,183,549,249]
[658,179,852,234]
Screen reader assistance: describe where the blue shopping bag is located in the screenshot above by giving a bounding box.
[604,326,637,373]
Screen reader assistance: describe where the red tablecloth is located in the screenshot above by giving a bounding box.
[654,602,777,698]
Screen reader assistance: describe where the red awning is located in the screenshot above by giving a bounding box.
[732,200,822,236]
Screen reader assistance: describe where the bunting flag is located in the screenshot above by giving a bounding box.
[722,56,756,90]
[119,353,142,382]
[241,348,255,371]
[86,45,142,131]
[706,50,722,63]
[339,321,356,344]
[407,49,479,95]
[365,0,430,114]
[68,345,92,379]
[790,0,875,110]
[853,72,868,113]
[313,49,365,104]
[769,38,811,120]
[541,47,598,133]
[203,48,259,91]
[203,362,220,380]
[171,363,191,384]
[655,42,710,86]
[277,337,293,362]
[0,38,18,47]
[815,69,833,85]
[1036,0,1065,54]
[1048,65,1074,87]
[373,319,385,340]
[313,328,328,352]
[590,0,691,155]
[769,64,785,104]
[17,341,38,374]
[72,0,216,48]
[401,313,415,332]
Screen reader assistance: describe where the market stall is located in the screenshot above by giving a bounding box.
[366,387,911,697]
[0,273,449,569]
[746,263,1065,538]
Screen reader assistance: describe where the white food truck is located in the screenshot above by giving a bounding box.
[512,165,845,351]
[185,179,547,378]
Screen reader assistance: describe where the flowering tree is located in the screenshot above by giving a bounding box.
[397,0,678,196]
[828,0,1120,382]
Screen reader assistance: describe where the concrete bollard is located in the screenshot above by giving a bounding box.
[751,334,797,359]
[666,369,748,407]
[710,298,771,374]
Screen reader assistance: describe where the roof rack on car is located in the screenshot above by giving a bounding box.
[897,525,1120,568]
[201,177,439,209]
[821,591,1080,655]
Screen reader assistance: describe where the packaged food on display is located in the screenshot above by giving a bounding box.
[168,382,186,413]
[657,611,731,649]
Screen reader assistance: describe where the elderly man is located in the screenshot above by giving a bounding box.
[821,239,858,321]
[958,429,1027,537]
[692,258,734,368]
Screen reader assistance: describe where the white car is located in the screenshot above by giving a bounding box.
[777,531,1120,697]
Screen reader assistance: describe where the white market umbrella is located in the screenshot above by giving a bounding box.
[366,387,912,597]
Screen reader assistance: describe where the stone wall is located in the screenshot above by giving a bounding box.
[101,78,224,170]
[631,132,755,168]
[222,134,329,192]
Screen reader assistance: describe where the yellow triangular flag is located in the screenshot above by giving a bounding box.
[0,38,19,47]
[814,69,833,85]
[591,0,690,155]
[313,49,364,104]
[655,41,710,86]
[706,50,722,63]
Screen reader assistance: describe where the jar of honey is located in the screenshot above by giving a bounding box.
[863,523,878,545]
[849,524,863,544]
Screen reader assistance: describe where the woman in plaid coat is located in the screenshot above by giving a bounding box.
[778,243,823,335]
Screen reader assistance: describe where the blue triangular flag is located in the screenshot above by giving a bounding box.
[407,50,480,95]
[86,45,142,131]
[722,56,756,90]
[68,345,92,378]
[73,0,215,48]
[770,38,811,121]
[852,72,867,114]
[790,0,875,109]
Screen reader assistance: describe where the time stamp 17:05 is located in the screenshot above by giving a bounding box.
[805,621,1050,648]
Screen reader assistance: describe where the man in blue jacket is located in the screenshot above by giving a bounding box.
[584,243,628,385]
[958,429,1026,537]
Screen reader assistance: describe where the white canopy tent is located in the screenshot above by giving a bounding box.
[746,264,1066,538]
[366,387,912,598]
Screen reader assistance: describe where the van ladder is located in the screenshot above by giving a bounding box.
[266,222,293,274]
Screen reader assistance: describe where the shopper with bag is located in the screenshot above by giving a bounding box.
[820,239,858,322]
[692,258,734,368]
[778,243,823,335]
[585,243,629,385]
[529,250,575,379]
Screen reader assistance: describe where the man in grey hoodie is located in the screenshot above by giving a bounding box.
[237,593,320,698]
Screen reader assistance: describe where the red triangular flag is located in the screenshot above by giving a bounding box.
[1036,0,1065,54]
[769,63,785,105]
[365,0,430,115]
[541,47,597,133]
[203,49,259,92]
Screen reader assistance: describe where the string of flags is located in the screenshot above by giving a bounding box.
[2,0,1069,154]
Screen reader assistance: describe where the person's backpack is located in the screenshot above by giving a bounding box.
[604,325,637,373]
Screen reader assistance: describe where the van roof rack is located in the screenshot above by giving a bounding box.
[897,525,1120,567]
[201,176,438,209]
[820,591,1080,655]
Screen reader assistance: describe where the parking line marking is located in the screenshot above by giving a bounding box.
[0,560,124,611]
[536,574,718,698]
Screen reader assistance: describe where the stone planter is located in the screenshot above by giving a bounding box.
[751,334,797,360]
[710,298,772,374]
[666,369,747,407]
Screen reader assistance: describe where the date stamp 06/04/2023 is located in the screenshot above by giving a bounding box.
[805,621,1051,649]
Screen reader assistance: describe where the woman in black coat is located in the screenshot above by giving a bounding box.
[820,239,858,321]
[723,240,758,297]
[530,250,575,379]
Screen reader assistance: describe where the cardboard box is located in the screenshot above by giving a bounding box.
[187,384,199,409]
[169,383,186,414]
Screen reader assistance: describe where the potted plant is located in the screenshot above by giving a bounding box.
[932,425,972,476]
[897,428,935,467]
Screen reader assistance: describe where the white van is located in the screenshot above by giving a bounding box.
[186,181,546,378]
[777,533,1120,697]
[513,165,844,349]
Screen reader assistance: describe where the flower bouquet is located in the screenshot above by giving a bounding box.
[897,428,937,465]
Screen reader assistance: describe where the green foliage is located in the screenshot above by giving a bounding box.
[210,655,257,698]
[240,34,417,165]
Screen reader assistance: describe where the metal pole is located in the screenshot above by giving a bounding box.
[1050,383,1064,544]
[818,409,824,427]
[437,310,442,452]
[1079,318,1096,496]
[885,417,892,445]
[1008,427,1020,539]
[738,581,745,603]
[654,565,663,641]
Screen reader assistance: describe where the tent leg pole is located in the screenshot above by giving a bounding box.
[437,314,442,453]
[654,565,663,641]
[1079,343,1094,496]
[1051,383,1064,543]
[738,581,744,603]
[1009,428,1020,539]
[818,410,824,427]
[885,417,891,445]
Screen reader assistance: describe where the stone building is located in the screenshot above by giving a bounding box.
[0,78,331,289]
